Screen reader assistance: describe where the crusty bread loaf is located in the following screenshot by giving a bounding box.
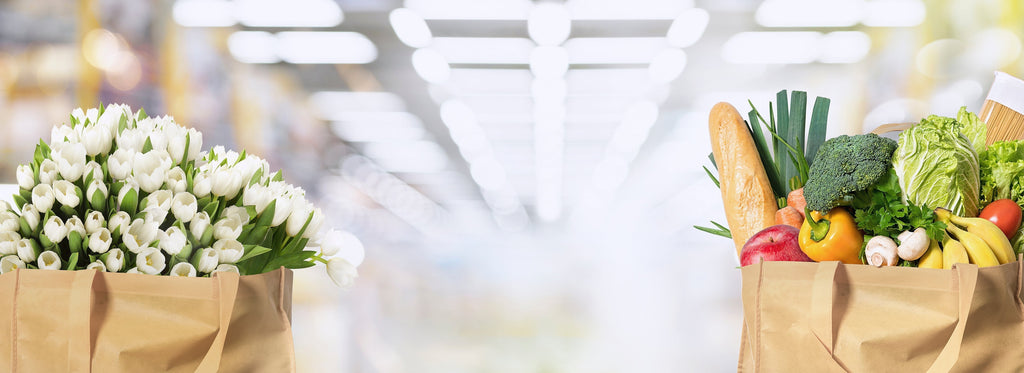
[708,102,778,257]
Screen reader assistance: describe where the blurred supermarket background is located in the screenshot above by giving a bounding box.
[0,0,1021,371]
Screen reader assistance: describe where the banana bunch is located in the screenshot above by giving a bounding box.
[929,208,1017,269]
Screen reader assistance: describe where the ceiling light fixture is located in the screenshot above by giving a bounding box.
[389,8,433,48]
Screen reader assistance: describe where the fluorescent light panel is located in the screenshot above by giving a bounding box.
[431,37,534,64]
[755,0,862,28]
[330,121,426,143]
[235,0,343,27]
[227,31,279,63]
[564,37,668,64]
[277,32,376,64]
[863,0,925,27]
[666,8,709,48]
[390,8,433,48]
[360,140,449,173]
[309,91,406,117]
[722,31,821,64]
[404,0,532,20]
[173,0,235,27]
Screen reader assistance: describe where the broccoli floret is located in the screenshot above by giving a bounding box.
[803,134,898,212]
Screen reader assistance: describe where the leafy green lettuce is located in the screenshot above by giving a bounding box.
[892,107,984,217]
[979,140,1024,208]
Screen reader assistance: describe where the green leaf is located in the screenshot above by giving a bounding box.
[12,194,27,210]
[238,245,272,263]
[747,108,786,199]
[136,107,147,122]
[774,90,790,180]
[200,225,214,247]
[806,97,830,168]
[255,200,276,229]
[142,137,153,153]
[694,224,732,239]
[203,199,220,219]
[90,189,106,211]
[707,152,717,171]
[261,250,317,272]
[118,114,128,134]
[702,166,720,188]
[787,91,807,184]
[65,252,79,270]
[181,132,191,165]
[272,170,283,182]
[249,168,264,187]
[68,231,82,253]
[119,188,138,216]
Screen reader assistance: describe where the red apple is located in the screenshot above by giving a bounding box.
[740,225,812,266]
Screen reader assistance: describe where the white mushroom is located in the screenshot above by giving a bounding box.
[865,236,899,267]
[897,228,929,261]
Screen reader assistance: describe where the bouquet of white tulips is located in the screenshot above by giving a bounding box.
[1,104,363,286]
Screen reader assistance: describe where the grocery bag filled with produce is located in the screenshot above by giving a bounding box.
[699,74,1024,372]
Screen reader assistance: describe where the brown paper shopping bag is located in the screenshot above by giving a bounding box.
[738,260,1024,372]
[0,267,295,372]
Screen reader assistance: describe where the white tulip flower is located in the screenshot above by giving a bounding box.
[108,148,134,180]
[52,180,81,209]
[31,183,55,212]
[192,172,212,198]
[0,211,19,233]
[126,267,140,274]
[16,164,35,190]
[144,190,173,212]
[165,167,187,193]
[97,104,126,136]
[171,192,198,223]
[123,219,159,254]
[233,157,261,186]
[0,255,25,273]
[65,216,86,239]
[83,161,103,182]
[0,232,20,255]
[143,207,168,226]
[104,249,124,272]
[51,124,78,144]
[42,215,67,244]
[86,179,109,208]
[16,239,38,263]
[85,107,99,124]
[212,217,243,241]
[37,251,61,270]
[326,257,358,288]
[318,229,364,266]
[170,262,197,277]
[186,128,203,162]
[195,247,219,273]
[107,211,131,235]
[86,261,106,271]
[213,239,244,264]
[137,248,166,275]
[303,207,324,239]
[71,108,87,125]
[88,227,112,254]
[116,128,146,153]
[224,206,249,225]
[243,183,273,214]
[38,159,59,185]
[53,142,87,181]
[210,168,244,199]
[133,151,168,193]
[81,123,113,156]
[190,211,211,239]
[286,199,316,237]
[155,149,173,171]
[20,205,39,231]
[165,125,187,164]
[160,226,187,256]
[84,211,105,234]
[212,264,239,274]
[117,179,140,209]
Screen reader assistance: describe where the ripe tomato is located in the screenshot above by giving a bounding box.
[979,199,1023,239]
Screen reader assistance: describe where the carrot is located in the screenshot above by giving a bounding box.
[788,188,807,217]
[709,102,778,257]
[775,206,805,228]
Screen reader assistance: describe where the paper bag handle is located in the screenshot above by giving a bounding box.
[195,271,241,373]
[65,270,240,373]
[809,262,979,373]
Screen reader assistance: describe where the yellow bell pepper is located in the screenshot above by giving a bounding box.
[799,207,864,264]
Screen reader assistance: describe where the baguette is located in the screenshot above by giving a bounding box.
[708,102,778,257]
